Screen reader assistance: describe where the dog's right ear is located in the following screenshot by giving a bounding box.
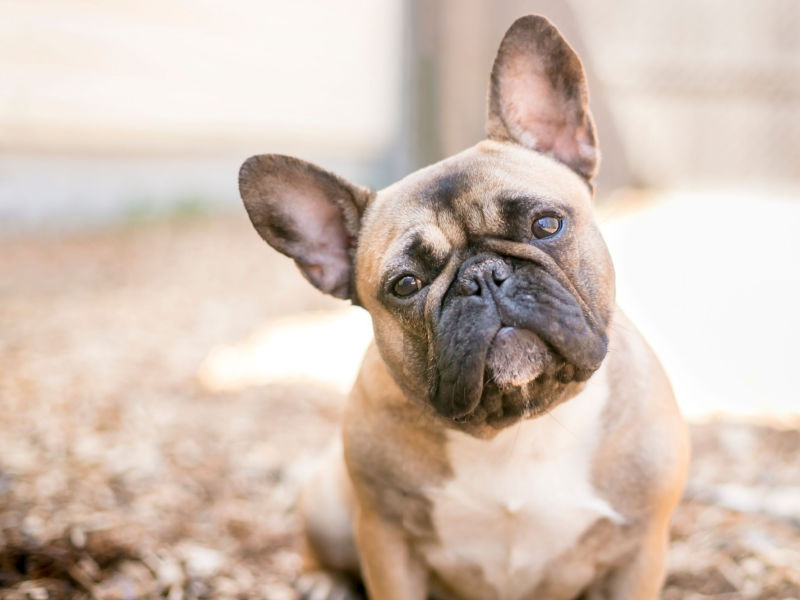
[239,154,373,301]
[487,15,598,180]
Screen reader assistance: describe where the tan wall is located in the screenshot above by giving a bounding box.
[575,0,800,186]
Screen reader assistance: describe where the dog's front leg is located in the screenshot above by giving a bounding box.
[586,522,669,600]
[354,501,428,600]
[585,483,682,600]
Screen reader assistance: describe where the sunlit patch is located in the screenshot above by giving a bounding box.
[197,308,373,394]
[600,188,800,422]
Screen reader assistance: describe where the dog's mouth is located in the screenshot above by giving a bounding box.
[430,322,603,429]
[427,254,608,427]
[444,326,588,429]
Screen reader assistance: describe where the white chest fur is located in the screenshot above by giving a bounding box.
[420,365,622,600]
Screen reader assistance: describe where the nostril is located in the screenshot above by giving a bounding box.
[492,265,510,286]
[455,256,511,296]
[462,278,480,296]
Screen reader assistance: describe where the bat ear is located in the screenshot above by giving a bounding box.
[239,154,373,300]
[487,15,599,180]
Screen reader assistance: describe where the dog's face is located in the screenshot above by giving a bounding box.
[239,16,614,432]
[356,141,613,429]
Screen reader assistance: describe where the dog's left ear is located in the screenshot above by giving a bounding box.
[487,15,598,180]
[239,154,372,301]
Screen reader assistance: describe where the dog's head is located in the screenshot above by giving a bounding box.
[239,16,614,431]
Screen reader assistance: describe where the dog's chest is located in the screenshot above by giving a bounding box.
[419,372,621,600]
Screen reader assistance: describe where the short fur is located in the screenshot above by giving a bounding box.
[239,15,689,600]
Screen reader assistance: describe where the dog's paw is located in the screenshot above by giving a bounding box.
[295,571,362,600]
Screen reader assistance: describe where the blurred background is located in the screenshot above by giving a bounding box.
[1,1,799,598]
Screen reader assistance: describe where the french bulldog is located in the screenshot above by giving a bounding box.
[239,15,689,600]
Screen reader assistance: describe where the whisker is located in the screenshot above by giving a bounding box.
[546,410,578,440]
[506,419,523,461]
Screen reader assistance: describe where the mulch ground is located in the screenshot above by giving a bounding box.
[1,214,798,599]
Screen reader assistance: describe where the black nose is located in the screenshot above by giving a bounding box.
[454,254,511,296]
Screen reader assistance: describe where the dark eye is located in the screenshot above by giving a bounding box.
[392,274,422,297]
[532,215,563,239]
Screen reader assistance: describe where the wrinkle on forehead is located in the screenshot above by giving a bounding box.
[378,222,453,274]
[370,142,591,225]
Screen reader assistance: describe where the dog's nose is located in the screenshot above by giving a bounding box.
[454,255,511,296]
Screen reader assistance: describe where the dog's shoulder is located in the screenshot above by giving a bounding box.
[342,343,451,537]
[593,308,690,518]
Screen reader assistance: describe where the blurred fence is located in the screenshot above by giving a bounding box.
[573,0,800,188]
[1,0,798,231]
[411,0,800,192]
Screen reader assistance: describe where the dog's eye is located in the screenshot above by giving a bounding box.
[392,274,422,297]
[532,215,563,239]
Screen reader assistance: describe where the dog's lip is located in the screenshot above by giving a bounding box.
[485,326,552,390]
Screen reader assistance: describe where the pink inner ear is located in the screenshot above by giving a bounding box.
[501,53,595,174]
[504,54,570,149]
[240,153,367,300]
[285,182,352,296]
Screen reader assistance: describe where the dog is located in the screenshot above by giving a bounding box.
[239,15,689,600]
